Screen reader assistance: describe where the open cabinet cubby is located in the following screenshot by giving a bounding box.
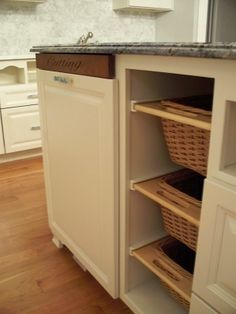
[0,65,26,86]
[121,69,214,314]
[0,59,37,87]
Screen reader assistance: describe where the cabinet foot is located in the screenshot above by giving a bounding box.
[73,255,87,272]
[52,236,63,249]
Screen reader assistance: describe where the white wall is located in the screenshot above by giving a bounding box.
[0,0,156,56]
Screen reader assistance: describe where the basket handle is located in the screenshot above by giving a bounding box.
[153,258,183,282]
[131,236,193,302]
[158,180,201,207]
[160,100,212,118]
[156,186,191,209]
[154,185,200,226]
[165,106,198,118]
[152,254,192,301]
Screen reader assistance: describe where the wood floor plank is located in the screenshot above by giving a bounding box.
[0,158,132,314]
[0,157,43,180]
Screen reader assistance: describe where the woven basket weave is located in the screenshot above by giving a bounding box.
[158,169,204,251]
[161,207,198,251]
[160,280,190,310]
[160,96,212,176]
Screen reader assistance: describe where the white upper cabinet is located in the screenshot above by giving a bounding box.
[113,0,174,12]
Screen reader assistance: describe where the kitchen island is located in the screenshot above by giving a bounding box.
[32,43,236,314]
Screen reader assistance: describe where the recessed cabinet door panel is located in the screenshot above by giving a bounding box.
[2,105,41,153]
[193,179,236,314]
[37,70,118,298]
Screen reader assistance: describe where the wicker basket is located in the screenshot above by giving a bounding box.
[160,95,212,176]
[154,236,195,310]
[132,236,195,310]
[157,169,204,251]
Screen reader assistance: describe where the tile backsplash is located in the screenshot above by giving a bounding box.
[0,0,156,56]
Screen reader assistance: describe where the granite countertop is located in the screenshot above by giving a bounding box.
[31,42,236,60]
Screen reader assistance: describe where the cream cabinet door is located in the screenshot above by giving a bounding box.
[37,70,118,298]
[193,179,236,314]
[190,294,217,314]
[0,117,5,154]
[2,105,41,153]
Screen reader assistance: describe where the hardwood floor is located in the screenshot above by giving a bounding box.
[0,157,132,314]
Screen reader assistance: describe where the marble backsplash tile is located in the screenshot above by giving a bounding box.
[0,0,156,56]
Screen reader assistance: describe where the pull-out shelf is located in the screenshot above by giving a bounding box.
[134,174,201,227]
[132,101,211,131]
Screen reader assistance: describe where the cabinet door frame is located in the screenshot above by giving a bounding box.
[193,179,236,314]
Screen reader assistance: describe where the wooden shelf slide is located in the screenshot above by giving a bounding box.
[134,175,201,227]
[133,101,211,131]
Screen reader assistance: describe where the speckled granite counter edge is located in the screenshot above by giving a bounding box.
[30,43,236,60]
